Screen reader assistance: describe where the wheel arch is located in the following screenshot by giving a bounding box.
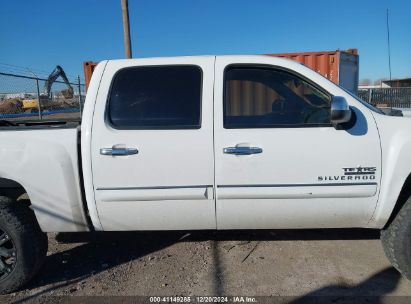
[383,172,411,229]
[0,177,29,203]
[0,174,89,232]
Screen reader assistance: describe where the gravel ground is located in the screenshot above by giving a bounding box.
[3,229,411,303]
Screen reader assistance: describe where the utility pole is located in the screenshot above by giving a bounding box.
[121,0,132,58]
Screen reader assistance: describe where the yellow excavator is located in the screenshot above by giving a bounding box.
[22,65,74,112]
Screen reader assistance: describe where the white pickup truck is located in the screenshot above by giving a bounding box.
[1,55,411,293]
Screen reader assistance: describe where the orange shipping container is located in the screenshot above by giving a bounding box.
[83,49,359,94]
[267,49,359,94]
[83,61,98,91]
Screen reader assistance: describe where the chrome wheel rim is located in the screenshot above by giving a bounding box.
[0,229,16,280]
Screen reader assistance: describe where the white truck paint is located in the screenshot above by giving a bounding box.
[88,57,216,231]
[1,55,410,233]
[213,56,380,229]
[0,128,87,231]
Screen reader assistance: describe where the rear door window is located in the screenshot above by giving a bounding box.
[108,65,202,129]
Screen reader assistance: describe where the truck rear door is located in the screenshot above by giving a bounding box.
[90,57,215,230]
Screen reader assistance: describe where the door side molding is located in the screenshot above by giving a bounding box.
[217,183,377,199]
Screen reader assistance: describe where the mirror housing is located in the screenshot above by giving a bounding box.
[331,96,351,127]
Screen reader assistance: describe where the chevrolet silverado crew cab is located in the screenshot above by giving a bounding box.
[1,55,411,293]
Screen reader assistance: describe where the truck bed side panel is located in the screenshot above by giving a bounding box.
[0,128,89,232]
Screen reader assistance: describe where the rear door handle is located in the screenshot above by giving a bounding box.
[100,147,138,156]
[223,146,263,155]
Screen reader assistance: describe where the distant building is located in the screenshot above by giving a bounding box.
[1,93,36,99]
[382,78,411,88]
[358,85,382,89]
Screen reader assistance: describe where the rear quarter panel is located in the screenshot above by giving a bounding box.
[0,128,89,232]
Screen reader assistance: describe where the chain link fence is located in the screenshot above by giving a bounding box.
[2,69,411,122]
[358,88,411,109]
[0,72,85,122]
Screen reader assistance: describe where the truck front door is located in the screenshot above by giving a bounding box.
[91,57,215,230]
[213,56,381,229]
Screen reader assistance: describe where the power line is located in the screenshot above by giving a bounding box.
[0,62,84,82]
[386,8,392,83]
[386,8,393,111]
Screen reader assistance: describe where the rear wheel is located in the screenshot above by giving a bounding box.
[0,196,48,294]
[0,227,17,281]
[381,195,411,279]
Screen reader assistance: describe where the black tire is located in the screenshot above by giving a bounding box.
[0,196,48,294]
[381,195,411,279]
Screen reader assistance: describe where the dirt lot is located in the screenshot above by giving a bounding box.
[4,229,411,303]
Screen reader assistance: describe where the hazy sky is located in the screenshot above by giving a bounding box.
[1,0,410,82]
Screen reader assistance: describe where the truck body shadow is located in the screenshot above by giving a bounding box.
[289,267,401,303]
[23,229,383,297]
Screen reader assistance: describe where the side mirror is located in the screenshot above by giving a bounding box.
[331,96,351,127]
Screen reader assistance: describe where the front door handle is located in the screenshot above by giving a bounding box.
[223,146,263,155]
[100,147,138,156]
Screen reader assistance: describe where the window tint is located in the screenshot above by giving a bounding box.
[108,65,202,129]
[224,67,331,128]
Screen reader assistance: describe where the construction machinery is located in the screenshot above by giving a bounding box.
[43,65,74,99]
[22,65,75,112]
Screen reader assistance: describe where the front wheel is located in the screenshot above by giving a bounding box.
[0,196,48,294]
[381,195,411,279]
